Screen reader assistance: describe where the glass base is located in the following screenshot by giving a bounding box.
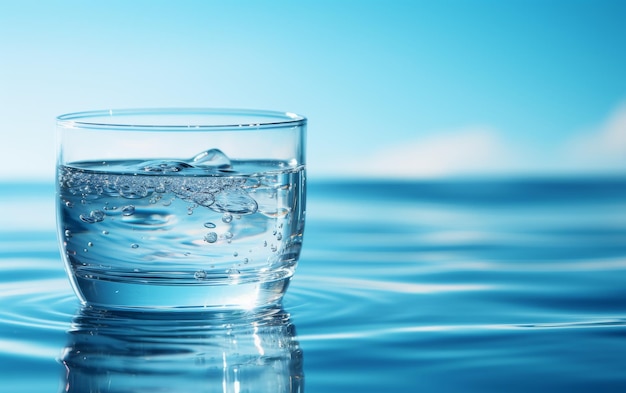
[71,273,292,311]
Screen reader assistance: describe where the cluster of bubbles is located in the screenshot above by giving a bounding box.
[60,168,259,217]
[202,213,236,244]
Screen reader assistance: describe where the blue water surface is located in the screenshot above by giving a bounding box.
[1,178,625,392]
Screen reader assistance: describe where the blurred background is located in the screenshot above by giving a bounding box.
[1,3,625,392]
[1,0,624,182]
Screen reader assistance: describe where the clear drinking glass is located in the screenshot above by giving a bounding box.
[56,108,306,310]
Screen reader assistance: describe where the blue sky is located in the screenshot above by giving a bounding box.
[1,0,624,180]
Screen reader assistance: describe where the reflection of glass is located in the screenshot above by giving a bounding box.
[59,305,304,392]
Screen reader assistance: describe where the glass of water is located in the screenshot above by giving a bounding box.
[56,108,306,310]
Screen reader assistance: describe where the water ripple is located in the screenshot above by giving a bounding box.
[0,261,76,333]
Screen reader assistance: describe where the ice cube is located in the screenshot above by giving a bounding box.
[189,149,232,170]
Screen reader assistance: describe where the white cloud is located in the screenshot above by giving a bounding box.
[320,101,626,179]
[338,127,515,178]
[563,102,626,171]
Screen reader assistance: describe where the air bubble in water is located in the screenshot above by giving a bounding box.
[233,251,238,257]
[119,184,149,199]
[226,268,240,278]
[131,243,139,249]
[64,230,72,238]
[80,210,105,224]
[102,230,109,235]
[190,149,232,170]
[122,205,135,216]
[155,183,166,193]
[194,270,207,280]
[222,213,233,223]
[204,232,218,243]
[203,222,216,229]
[212,189,258,214]
[88,242,93,247]
[276,233,282,241]
[193,192,215,207]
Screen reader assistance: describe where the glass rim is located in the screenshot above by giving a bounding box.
[56,108,307,131]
